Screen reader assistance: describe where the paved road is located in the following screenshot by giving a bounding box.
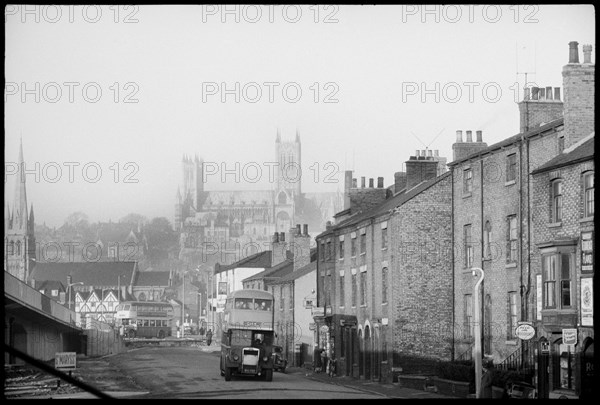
[28,345,456,399]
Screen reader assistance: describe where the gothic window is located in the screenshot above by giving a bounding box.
[278,192,287,205]
[16,240,21,256]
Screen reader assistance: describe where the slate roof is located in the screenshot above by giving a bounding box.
[135,270,171,287]
[318,171,452,238]
[532,135,594,175]
[29,261,137,286]
[270,261,317,285]
[242,259,294,283]
[216,250,272,273]
[447,118,564,167]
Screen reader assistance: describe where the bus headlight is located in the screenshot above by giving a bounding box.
[262,356,269,362]
[233,354,239,361]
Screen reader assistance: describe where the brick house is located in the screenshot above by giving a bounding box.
[448,41,594,397]
[315,156,452,382]
[531,133,594,399]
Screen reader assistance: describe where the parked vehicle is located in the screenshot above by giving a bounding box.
[507,381,537,399]
[272,345,287,373]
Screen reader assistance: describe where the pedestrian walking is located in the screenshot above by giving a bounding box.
[313,347,322,372]
[320,348,328,375]
[206,329,213,346]
[480,359,494,398]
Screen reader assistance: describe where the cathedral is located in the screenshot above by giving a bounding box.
[4,140,36,282]
[175,131,342,268]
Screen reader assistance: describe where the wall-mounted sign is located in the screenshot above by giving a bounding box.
[311,307,324,317]
[562,328,577,345]
[536,274,542,321]
[218,282,228,295]
[515,322,535,340]
[581,277,593,326]
[309,323,316,331]
[581,231,594,272]
[304,298,315,309]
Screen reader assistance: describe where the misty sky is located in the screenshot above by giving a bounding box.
[4,4,595,228]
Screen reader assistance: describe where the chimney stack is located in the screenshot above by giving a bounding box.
[405,152,439,190]
[394,171,407,193]
[352,178,357,188]
[583,44,592,63]
[292,224,311,272]
[569,41,579,63]
[271,231,286,266]
[452,129,488,161]
[344,170,353,210]
[563,41,595,148]
[456,130,463,142]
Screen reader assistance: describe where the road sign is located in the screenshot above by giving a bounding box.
[55,352,77,371]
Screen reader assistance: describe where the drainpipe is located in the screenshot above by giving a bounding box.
[472,267,485,399]
[451,168,455,361]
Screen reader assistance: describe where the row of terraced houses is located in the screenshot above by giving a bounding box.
[308,41,593,399]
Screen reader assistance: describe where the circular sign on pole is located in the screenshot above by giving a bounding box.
[515,324,536,340]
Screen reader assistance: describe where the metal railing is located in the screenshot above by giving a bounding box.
[497,340,536,374]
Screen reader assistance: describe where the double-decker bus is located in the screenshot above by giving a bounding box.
[220,289,275,381]
[114,301,174,339]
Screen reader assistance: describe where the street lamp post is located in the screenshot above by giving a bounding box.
[472,267,485,399]
[67,281,84,310]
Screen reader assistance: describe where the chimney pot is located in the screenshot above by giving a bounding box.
[456,130,463,142]
[415,149,420,157]
[303,224,308,235]
[296,224,301,235]
[377,177,384,188]
[554,87,561,101]
[539,87,546,100]
[427,149,433,157]
[434,150,439,157]
[280,232,285,242]
[524,87,531,101]
[466,130,473,142]
[369,178,374,188]
[546,86,553,100]
[568,41,580,63]
[273,232,279,243]
[532,87,539,100]
[361,177,365,188]
[476,130,483,142]
[583,44,592,63]
[352,178,357,188]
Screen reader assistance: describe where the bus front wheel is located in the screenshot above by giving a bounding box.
[224,367,232,381]
[128,330,136,338]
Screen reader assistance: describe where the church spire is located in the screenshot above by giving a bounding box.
[276,128,281,143]
[14,138,28,229]
[296,129,300,143]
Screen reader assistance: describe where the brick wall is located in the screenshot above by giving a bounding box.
[563,45,595,148]
[390,174,453,363]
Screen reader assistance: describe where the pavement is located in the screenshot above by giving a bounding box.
[8,344,457,399]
